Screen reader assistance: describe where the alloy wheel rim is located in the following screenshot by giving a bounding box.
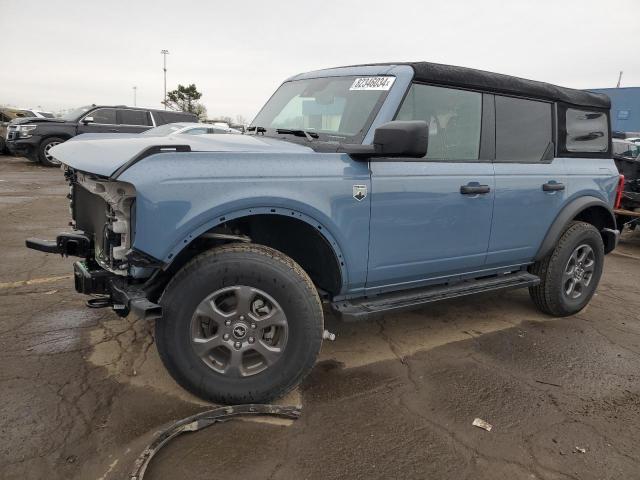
[44,142,61,164]
[190,285,288,377]
[562,244,595,300]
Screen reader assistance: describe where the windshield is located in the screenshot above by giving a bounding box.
[141,123,189,136]
[60,106,94,121]
[38,112,55,118]
[251,76,395,142]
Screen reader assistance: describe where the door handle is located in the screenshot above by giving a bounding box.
[460,184,491,195]
[542,182,565,192]
[109,129,119,132]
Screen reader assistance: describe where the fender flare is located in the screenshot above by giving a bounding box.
[164,205,349,290]
[534,195,616,261]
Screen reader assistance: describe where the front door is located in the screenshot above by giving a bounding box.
[366,83,495,293]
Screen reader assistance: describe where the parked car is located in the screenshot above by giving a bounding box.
[5,105,197,166]
[141,122,242,136]
[612,139,640,224]
[0,107,55,153]
[26,62,621,404]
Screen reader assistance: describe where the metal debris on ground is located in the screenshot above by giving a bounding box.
[129,403,302,480]
[575,446,587,454]
[472,418,492,432]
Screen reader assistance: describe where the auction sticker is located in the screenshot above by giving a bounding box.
[350,77,395,91]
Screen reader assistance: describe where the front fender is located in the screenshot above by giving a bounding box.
[118,150,372,294]
[163,202,350,289]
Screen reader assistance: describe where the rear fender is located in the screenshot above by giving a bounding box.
[535,195,616,260]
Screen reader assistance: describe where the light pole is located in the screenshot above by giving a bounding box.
[161,49,169,109]
[133,86,137,106]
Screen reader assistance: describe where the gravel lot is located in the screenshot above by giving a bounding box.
[1,155,640,480]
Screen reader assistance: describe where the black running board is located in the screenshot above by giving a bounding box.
[332,271,540,321]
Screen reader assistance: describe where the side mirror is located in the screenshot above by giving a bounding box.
[339,120,428,159]
[82,116,94,124]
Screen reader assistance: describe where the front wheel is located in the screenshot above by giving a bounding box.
[156,243,324,404]
[38,137,65,167]
[529,221,604,316]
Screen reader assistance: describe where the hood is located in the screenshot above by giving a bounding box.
[49,133,315,177]
[10,117,69,125]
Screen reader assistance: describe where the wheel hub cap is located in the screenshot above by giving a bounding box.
[232,323,248,339]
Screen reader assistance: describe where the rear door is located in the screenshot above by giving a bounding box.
[117,109,154,133]
[366,83,495,292]
[487,95,567,267]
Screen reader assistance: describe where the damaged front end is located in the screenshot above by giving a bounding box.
[26,166,162,320]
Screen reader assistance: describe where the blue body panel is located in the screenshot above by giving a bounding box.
[488,159,568,266]
[367,161,494,293]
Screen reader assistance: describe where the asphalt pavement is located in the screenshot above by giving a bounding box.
[1,155,639,480]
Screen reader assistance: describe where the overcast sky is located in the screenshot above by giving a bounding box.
[1,0,638,121]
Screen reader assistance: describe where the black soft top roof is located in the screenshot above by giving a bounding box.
[363,62,610,109]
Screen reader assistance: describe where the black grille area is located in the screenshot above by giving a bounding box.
[73,184,109,254]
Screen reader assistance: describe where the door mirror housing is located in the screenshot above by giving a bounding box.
[339,120,428,159]
[82,116,94,124]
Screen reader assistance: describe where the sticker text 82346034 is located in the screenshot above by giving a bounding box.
[349,77,396,91]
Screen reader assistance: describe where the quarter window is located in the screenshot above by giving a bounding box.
[395,83,481,160]
[119,109,151,126]
[184,128,209,135]
[89,108,117,124]
[495,96,552,162]
[565,108,608,153]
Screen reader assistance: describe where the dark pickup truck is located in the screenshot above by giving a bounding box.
[6,105,197,166]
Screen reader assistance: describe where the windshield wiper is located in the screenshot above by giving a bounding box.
[247,126,266,134]
[276,128,318,141]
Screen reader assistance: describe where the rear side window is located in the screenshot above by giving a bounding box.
[119,109,151,126]
[89,108,117,124]
[495,96,552,162]
[565,108,608,153]
[396,83,481,160]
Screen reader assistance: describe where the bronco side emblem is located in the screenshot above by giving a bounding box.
[353,185,367,201]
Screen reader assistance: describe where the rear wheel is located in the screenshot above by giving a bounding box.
[38,137,65,167]
[156,243,324,404]
[529,221,604,316]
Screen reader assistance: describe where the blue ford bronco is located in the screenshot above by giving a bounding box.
[27,62,622,404]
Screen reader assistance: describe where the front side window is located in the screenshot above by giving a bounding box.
[119,109,151,126]
[89,108,117,124]
[251,76,394,142]
[495,96,552,162]
[395,83,481,160]
[565,108,608,153]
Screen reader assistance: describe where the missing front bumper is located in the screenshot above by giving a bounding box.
[73,261,162,321]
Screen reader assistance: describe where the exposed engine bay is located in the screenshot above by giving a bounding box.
[68,168,136,275]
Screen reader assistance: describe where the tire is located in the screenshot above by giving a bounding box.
[156,243,324,404]
[529,221,604,317]
[38,137,65,167]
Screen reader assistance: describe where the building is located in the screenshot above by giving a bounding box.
[589,87,640,133]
